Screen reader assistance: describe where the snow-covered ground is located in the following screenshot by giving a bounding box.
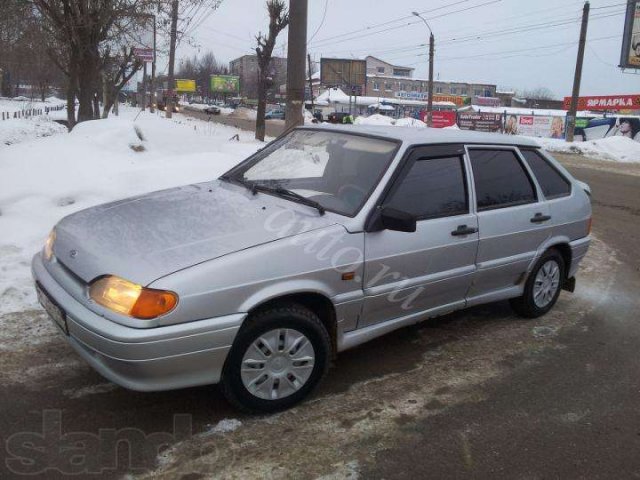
[1,115,68,146]
[0,107,263,315]
[534,136,640,163]
[1,97,68,146]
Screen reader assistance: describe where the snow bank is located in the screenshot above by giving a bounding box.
[395,117,427,128]
[1,115,67,147]
[0,107,262,315]
[354,114,395,126]
[535,136,640,163]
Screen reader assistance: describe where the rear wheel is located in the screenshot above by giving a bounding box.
[510,249,565,318]
[221,304,331,413]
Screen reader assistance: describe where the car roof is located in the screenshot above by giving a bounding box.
[300,124,541,148]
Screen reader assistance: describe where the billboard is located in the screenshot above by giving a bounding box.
[620,0,640,69]
[320,58,366,94]
[175,79,196,92]
[210,75,239,93]
[430,111,457,128]
[563,94,640,111]
[458,112,503,132]
[504,115,566,139]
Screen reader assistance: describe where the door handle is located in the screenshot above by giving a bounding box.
[530,213,552,223]
[451,225,478,236]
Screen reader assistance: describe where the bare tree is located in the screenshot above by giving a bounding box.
[34,0,153,126]
[519,87,556,101]
[100,47,142,118]
[255,0,289,141]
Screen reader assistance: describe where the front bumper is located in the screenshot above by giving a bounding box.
[31,252,245,391]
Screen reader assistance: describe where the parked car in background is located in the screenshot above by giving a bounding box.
[203,105,221,115]
[265,109,285,120]
[327,112,351,124]
[32,126,591,413]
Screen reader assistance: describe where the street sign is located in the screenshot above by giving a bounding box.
[133,47,153,62]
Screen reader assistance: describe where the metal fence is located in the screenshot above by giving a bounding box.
[0,104,66,121]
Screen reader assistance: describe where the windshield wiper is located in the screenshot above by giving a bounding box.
[253,184,326,216]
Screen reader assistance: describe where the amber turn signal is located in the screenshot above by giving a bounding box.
[89,275,178,319]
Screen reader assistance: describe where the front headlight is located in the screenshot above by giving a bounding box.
[89,275,178,319]
[44,229,56,260]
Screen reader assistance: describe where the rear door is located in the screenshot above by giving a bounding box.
[465,146,551,305]
[361,145,479,327]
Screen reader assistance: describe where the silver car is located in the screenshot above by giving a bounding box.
[32,125,591,412]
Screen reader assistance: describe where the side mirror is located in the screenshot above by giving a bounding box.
[380,207,416,233]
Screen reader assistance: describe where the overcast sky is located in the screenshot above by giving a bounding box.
[174,0,638,97]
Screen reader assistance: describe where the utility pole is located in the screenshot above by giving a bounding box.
[285,0,308,129]
[566,1,590,142]
[428,32,434,127]
[413,12,435,127]
[150,14,157,113]
[142,62,147,111]
[166,0,179,119]
[307,53,315,114]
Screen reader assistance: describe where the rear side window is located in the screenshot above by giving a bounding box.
[520,149,571,199]
[386,156,468,219]
[469,149,536,211]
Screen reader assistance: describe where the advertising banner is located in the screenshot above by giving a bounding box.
[620,0,640,69]
[504,115,566,139]
[431,111,457,128]
[563,94,640,111]
[210,75,240,93]
[458,112,503,132]
[175,79,196,92]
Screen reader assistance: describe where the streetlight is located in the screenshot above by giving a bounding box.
[412,11,435,127]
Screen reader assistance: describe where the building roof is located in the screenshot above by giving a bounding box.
[365,56,415,71]
[368,74,497,87]
[302,124,540,148]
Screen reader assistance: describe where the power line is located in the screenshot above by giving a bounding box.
[308,0,329,44]
[310,0,498,48]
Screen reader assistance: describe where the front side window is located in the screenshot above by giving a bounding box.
[520,149,571,199]
[469,149,537,211]
[386,156,468,219]
[224,130,399,217]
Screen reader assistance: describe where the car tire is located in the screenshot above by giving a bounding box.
[221,303,331,413]
[510,249,566,319]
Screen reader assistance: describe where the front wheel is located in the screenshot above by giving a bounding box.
[510,249,565,318]
[221,304,331,413]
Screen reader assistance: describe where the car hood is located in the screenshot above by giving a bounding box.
[52,180,338,286]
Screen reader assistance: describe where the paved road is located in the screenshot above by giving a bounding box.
[1,155,639,479]
[183,107,286,138]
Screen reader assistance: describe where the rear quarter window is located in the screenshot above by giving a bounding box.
[520,149,571,199]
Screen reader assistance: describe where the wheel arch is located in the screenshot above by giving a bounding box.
[245,291,338,355]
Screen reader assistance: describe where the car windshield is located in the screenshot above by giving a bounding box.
[224,130,399,216]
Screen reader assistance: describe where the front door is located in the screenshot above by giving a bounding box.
[361,145,479,328]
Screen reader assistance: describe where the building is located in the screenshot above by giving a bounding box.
[317,55,497,105]
[365,56,414,78]
[229,55,287,101]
